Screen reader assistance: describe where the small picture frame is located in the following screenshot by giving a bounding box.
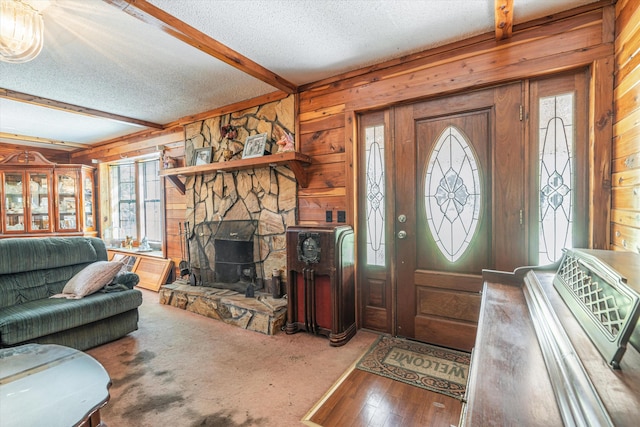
[242,133,268,159]
[193,147,212,166]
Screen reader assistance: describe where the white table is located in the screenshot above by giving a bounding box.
[0,343,111,427]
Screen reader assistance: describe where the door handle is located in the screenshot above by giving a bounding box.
[397,230,407,239]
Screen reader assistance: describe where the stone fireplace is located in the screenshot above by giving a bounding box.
[183,95,296,289]
[160,95,295,334]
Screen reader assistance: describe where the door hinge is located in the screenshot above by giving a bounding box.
[520,209,523,225]
[519,105,524,121]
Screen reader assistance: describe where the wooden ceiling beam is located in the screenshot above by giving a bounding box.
[104,0,297,94]
[0,88,164,129]
[495,0,514,41]
[0,132,88,149]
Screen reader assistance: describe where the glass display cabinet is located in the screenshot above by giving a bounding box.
[2,171,53,234]
[82,168,96,232]
[0,151,96,238]
[55,169,79,232]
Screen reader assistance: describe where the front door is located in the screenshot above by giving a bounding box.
[394,84,524,350]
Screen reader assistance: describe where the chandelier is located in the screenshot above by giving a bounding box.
[0,0,45,63]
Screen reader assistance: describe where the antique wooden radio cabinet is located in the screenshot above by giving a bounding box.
[285,225,356,346]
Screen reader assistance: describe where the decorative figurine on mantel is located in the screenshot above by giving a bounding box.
[276,132,295,153]
[162,152,177,169]
[220,124,238,161]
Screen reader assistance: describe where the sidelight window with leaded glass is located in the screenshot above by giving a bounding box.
[365,124,386,266]
[538,93,574,264]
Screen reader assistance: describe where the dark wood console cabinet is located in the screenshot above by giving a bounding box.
[285,225,356,346]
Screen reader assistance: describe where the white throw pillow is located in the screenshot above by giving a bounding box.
[54,261,124,299]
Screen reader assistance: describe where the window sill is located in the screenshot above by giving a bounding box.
[107,247,164,258]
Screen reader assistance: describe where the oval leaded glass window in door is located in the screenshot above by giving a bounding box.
[424,125,482,262]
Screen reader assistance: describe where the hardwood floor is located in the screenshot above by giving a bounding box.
[304,367,462,427]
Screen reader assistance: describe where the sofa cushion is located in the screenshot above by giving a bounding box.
[0,290,143,346]
[0,237,103,275]
[0,264,92,308]
[54,261,124,299]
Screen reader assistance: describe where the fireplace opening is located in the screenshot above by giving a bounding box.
[192,220,262,293]
[214,221,255,284]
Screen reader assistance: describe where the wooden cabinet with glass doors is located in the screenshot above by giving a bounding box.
[2,170,52,234]
[0,151,96,238]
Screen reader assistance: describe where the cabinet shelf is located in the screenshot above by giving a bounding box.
[159,151,312,188]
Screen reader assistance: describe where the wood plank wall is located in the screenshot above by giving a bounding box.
[296,1,615,254]
[612,0,640,254]
[5,1,620,273]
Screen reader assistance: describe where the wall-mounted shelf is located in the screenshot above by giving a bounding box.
[159,151,312,187]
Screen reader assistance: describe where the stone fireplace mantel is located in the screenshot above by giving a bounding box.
[159,151,312,187]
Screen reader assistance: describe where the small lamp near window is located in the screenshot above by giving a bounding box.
[0,0,49,63]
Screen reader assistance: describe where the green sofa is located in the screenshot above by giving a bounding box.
[0,237,143,350]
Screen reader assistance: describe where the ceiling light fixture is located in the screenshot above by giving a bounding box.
[0,0,46,63]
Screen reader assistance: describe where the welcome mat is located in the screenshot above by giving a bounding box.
[356,335,470,399]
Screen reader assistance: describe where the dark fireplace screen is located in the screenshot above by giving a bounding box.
[191,220,262,292]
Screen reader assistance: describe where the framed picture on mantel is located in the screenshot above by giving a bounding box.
[242,133,268,159]
[193,147,212,166]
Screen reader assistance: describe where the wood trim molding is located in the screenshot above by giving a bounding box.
[167,91,290,128]
[103,0,297,94]
[0,132,88,149]
[0,150,56,166]
[301,1,611,94]
[0,88,163,129]
[589,57,614,250]
[495,0,514,40]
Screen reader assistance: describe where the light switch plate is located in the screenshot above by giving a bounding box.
[326,210,333,222]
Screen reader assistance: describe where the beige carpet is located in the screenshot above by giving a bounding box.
[87,289,377,427]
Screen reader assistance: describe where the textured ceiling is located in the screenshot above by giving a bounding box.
[0,0,597,150]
